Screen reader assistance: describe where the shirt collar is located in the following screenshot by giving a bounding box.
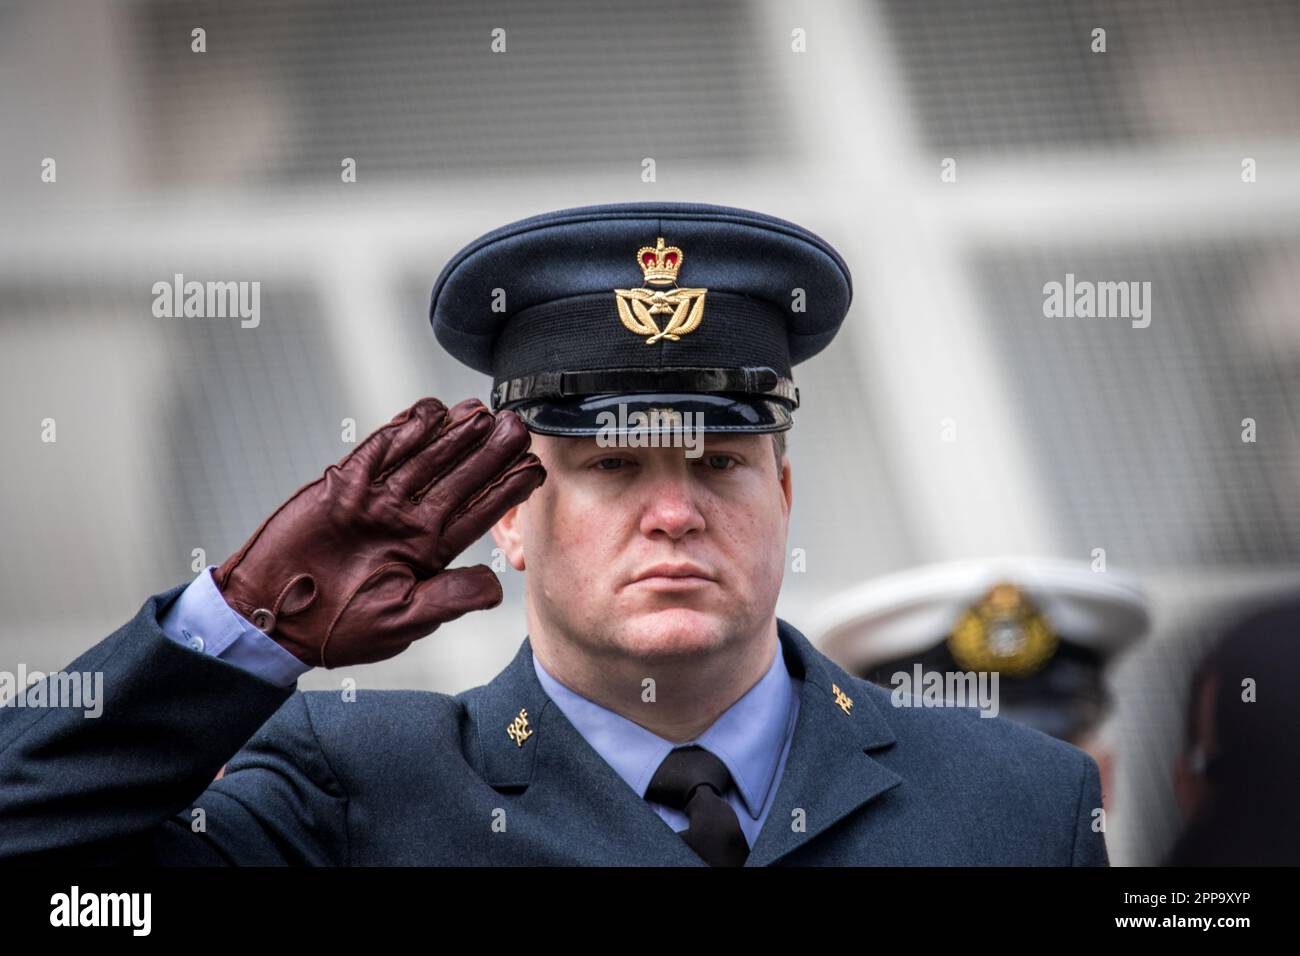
[531,634,796,820]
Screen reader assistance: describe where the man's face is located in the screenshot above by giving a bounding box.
[492,431,793,663]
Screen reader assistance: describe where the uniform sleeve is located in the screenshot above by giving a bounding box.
[0,585,346,865]
[158,566,312,688]
[1070,752,1110,866]
[137,692,351,866]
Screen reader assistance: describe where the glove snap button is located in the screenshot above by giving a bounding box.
[250,608,277,634]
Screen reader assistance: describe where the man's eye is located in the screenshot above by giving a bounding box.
[590,455,735,470]
[701,454,737,470]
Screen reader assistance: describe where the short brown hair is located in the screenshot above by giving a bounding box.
[771,429,788,471]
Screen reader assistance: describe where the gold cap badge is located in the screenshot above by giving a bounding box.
[614,237,708,344]
[947,582,1058,677]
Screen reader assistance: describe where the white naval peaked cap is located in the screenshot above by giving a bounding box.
[808,556,1150,676]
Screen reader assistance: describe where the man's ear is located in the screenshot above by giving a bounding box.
[491,502,527,571]
[491,429,552,571]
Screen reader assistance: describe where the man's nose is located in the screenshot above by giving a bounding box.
[639,470,706,539]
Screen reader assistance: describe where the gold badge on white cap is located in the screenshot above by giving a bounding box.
[947,582,1058,676]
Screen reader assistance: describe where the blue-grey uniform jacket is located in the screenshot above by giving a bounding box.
[0,583,1108,866]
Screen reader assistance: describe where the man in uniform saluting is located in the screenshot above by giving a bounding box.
[0,203,1107,866]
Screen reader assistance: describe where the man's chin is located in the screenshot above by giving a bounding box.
[613,605,734,659]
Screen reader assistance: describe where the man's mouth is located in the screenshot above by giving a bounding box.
[628,563,717,590]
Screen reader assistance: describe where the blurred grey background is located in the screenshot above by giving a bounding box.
[1,0,1298,864]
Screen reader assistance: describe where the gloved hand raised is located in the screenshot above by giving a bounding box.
[214,397,545,668]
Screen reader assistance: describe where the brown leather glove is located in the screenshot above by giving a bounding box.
[214,396,545,668]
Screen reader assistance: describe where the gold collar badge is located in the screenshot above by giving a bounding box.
[614,237,708,344]
[947,582,1058,677]
[832,683,854,715]
[506,707,533,748]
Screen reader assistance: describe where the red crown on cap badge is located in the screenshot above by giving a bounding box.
[636,237,684,286]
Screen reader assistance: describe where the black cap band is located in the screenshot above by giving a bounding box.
[512,391,795,436]
[491,365,799,412]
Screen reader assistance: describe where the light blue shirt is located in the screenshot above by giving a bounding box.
[532,638,802,848]
[161,569,803,849]
[159,567,310,688]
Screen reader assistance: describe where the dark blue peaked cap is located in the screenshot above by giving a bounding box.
[429,202,852,435]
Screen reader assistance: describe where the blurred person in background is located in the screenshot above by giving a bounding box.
[1165,596,1300,866]
[812,557,1149,813]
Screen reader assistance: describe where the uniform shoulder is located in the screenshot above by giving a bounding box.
[816,663,1102,864]
[292,687,466,744]
[837,667,1093,786]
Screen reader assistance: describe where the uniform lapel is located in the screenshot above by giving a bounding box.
[744,619,903,867]
[470,636,705,866]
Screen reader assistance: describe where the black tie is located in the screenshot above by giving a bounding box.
[645,745,750,867]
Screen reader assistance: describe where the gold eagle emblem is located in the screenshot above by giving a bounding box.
[614,237,707,344]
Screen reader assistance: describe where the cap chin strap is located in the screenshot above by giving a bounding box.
[491,365,799,411]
